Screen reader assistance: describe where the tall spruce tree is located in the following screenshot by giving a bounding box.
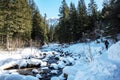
[77,0,88,41]
[0,0,32,48]
[0,0,6,44]
[13,0,32,41]
[88,0,98,40]
[43,14,49,43]
[31,9,45,45]
[69,2,78,42]
[0,0,16,48]
[30,0,49,46]
[58,0,70,43]
[48,25,55,42]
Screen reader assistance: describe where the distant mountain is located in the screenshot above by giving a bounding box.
[47,17,59,26]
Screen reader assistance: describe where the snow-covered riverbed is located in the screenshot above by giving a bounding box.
[0,40,120,80]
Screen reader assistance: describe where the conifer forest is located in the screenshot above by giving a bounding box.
[0,0,120,80]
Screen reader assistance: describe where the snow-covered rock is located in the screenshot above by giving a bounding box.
[50,63,58,69]
[0,61,17,70]
[32,69,39,74]
[18,60,27,68]
[36,74,42,79]
[21,48,41,59]
[58,61,66,68]
[51,70,58,74]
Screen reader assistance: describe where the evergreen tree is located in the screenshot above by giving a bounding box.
[58,0,70,43]
[0,0,6,44]
[43,13,49,43]
[48,25,55,42]
[31,9,46,45]
[77,0,88,41]
[0,0,16,48]
[102,0,120,39]
[13,0,32,41]
[0,0,32,48]
[30,0,49,46]
[87,0,98,40]
[69,2,78,42]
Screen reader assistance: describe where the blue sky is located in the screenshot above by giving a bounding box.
[34,0,103,18]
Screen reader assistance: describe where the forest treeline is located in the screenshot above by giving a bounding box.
[0,0,48,49]
[0,0,120,49]
[53,0,120,43]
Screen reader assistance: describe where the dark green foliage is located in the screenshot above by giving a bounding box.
[13,0,32,40]
[57,0,70,43]
[30,1,49,46]
[102,0,120,38]
[0,0,32,48]
[0,0,119,46]
[48,25,56,42]
[55,0,105,43]
[88,0,98,30]
[56,0,97,43]
[69,2,79,42]
[85,0,100,40]
[77,0,88,41]
[31,10,45,45]
[0,0,48,48]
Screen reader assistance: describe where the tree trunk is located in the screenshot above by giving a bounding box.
[6,34,10,50]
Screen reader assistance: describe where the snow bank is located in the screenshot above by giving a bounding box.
[0,74,39,80]
[5,74,25,80]
[63,59,117,80]
[21,48,41,59]
[51,76,60,80]
[0,61,17,70]
[108,41,120,62]
[24,75,39,80]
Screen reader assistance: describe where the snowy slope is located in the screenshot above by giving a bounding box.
[108,41,120,62]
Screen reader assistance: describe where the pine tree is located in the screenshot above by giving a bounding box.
[102,0,120,39]
[69,2,78,42]
[0,0,19,48]
[14,0,32,41]
[31,9,45,46]
[87,0,98,40]
[43,14,49,43]
[58,0,70,43]
[0,0,6,44]
[0,0,32,48]
[30,0,49,46]
[77,0,88,41]
[48,25,55,42]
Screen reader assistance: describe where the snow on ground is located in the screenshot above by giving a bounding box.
[108,41,120,62]
[0,73,39,80]
[0,40,120,80]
